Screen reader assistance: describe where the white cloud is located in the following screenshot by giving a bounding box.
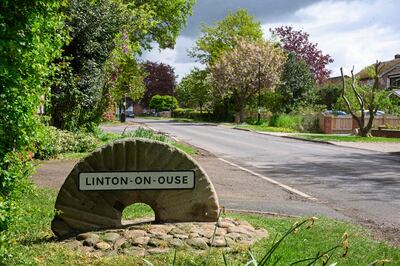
[264,0,400,76]
[142,0,400,82]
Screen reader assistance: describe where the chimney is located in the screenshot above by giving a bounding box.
[395,54,400,59]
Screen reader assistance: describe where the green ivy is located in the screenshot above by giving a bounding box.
[0,0,68,256]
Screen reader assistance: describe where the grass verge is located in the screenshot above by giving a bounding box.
[4,187,399,265]
[295,134,400,143]
[234,124,297,133]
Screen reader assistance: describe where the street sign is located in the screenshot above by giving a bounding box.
[79,170,195,190]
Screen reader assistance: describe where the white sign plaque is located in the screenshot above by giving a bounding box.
[79,170,195,191]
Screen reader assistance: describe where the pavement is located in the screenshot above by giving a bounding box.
[250,130,400,154]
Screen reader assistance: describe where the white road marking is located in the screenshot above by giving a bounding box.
[218,158,318,201]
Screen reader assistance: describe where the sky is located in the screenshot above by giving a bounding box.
[141,0,400,82]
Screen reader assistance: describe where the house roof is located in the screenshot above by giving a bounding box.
[357,57,400,80]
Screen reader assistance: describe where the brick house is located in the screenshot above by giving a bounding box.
[357,54,400,90]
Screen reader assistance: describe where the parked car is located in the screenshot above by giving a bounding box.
[324,110,347,116]
[126,110,135,118]
[358,110,385,116]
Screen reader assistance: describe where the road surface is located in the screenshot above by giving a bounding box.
[134,118,400,242]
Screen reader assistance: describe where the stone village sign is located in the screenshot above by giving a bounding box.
[51,138,220,238]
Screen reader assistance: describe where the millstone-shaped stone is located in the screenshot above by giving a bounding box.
[51,138,219,238]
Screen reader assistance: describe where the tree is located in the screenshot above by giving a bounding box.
[177,68,213,113]
[51,0,194,130]
[210,39,286,123]
[142,61,176,107]
[272,26,333,83]
[340,62,389,137]
[149,95,178,112]
[0,0,67,249]
[316,82,342,109]
[275,53,315,113]
[189,9,263,65]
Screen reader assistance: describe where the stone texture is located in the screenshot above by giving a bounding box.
[124,230,146,239]
[210,236,227,247]
[186,238,208,250]
[169,238,185,248]
[83,236,100,247]
[133,236,150,246]
[103,232,120,243]
[51,139,220,238]
[64,218,268,257]
[95,241,112,250]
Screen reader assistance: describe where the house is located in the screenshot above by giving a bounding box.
[357,54,400,89]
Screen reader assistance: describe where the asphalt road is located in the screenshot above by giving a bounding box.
[134,118,400,235]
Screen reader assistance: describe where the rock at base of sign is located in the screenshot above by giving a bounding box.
[52,139,220,238]
[62,218,268,257]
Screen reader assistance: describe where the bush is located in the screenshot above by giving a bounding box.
[149,95,178,112]
[35,126,100,159]
[268,114,319,132]
[173,108,213,121]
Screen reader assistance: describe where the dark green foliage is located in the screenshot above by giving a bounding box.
[149,95,178,112]
[51,0,124,131]
[51,0,194,131]
[316,82,342,109]
[0,0,67,256]
[274,53,315,113]
[176,68,213,113]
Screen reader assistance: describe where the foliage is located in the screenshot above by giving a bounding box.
[0,0,67,255]
[339,63,390,137]
[211,39,286,123]
[271,26,333,83]
[274,53,315,113]
[176,68,213,113]
[34,127,99,160]
[189,9,263,65]
[106,34,146,105]
[149,95,179,112]
[51,0,194,131]
[142,61,177,107]
[316,82,342,109]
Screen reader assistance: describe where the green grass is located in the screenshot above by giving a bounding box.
[295,134,400,143]
[235,124,297,133]
[3,187,399,265]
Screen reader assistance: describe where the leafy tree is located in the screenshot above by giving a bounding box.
[51,0,194,130]
[210,39,286,123]
[272,26,333,83]
[142,61,176,107]
[177,68,213,113]
[340,62,389,137]
[275,53,315,113]
[0,0,67,253]
[316,82,342,109]
[149,95,178,112]
[189,9,263,65]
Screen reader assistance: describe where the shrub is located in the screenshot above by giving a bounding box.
[149,95,178,112]
[35,126,99,159]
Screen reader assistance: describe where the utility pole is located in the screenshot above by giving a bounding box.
[257,61,261,124]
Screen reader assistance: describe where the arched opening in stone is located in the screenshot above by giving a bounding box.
[121,203,155,225]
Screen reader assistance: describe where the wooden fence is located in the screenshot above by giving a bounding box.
[319,114,400,134]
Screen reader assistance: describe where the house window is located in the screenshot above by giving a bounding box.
[390,76,400,89]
